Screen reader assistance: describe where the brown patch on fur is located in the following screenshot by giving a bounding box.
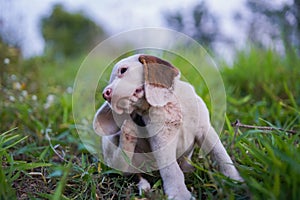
[164,102,182,128]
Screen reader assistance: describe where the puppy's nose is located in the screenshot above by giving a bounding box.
[103,88,112,102]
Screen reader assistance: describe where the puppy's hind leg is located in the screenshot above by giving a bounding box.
[196,126,243,182]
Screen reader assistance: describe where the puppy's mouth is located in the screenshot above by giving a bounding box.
[111,86,145,114]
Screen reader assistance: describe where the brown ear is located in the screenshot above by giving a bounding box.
[93,102,120,136]
[139,55,180,106]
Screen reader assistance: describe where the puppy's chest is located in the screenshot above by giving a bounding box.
[133,101,182,129]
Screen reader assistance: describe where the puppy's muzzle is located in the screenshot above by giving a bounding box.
[103,88,112,102]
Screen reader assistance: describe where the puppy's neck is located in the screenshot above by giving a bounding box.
[134,97,150,114]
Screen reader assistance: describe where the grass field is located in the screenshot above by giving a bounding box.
[1,47,300,199]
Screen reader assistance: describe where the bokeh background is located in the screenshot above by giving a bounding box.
[1,0,299,199]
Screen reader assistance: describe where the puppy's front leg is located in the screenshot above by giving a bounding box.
[109,119,137,172]
[147,107,193,200]
[149,133,193,200]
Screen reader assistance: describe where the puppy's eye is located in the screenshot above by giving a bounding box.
[119,67,128,75]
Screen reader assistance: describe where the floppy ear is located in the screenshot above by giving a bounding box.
[138,55,180,106]
[93,102,120,136]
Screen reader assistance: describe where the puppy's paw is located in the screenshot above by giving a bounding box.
[137,177,151,196]
[167,192,194,200]
[166,187,194,200]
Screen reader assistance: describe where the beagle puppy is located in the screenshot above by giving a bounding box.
[93,54,243,199]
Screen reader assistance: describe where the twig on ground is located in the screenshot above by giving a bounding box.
[231,119,297,134]
[230,119,297,153]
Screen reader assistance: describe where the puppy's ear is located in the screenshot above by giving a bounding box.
[93,102,120,135]
[139,55,180,106]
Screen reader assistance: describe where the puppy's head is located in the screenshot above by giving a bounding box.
[93,54,180,135]
[103,54,180,114]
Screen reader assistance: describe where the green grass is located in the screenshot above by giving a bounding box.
[0,47,299,199]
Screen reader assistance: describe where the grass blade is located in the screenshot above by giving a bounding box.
[52,161,72,200]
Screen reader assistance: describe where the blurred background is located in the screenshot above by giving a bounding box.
[1,0,299,60]
[0,1,299,199]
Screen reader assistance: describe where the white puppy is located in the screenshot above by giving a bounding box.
[93,54,243,200]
